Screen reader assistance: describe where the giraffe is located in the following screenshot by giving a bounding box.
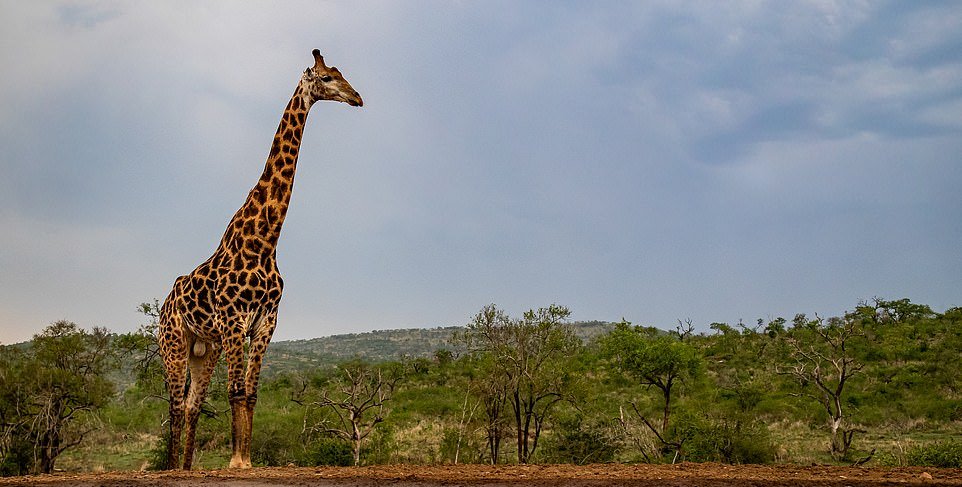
[157,49,362,470]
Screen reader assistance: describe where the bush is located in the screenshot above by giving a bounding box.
[675,414,775,464]
[906,440,962,468]
[251,423,299,466]
[438,426,484,464]
[921,399,962,422]
[541,415,619,465]
[146,432,171,470]
[299,437,353,466]
[0,425,34,476]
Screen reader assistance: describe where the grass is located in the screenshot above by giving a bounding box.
[55,408,962,472]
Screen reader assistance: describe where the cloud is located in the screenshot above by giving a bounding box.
[1,1,960,343]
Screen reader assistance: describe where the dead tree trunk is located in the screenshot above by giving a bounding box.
[780,314,865,460]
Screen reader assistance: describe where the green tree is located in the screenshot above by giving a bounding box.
[31,321,114,473]
[461,304,581,464]
[0,345,33,475]
[600,320,702,461]
[0,321,115,474]
[466,353,510,464]
[114,301,167,398]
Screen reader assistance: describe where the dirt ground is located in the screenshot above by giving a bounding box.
[2,463,961,487]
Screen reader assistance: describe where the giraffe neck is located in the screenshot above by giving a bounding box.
[218,86,313,254]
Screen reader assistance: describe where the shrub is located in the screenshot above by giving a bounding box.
[541,415,619,465]
[0,425,35,476]
[906,440,962,468]
[921,399,962,422]
[146,432,171,471]
[438,426,484,464]
[299,437,353,466]
[251,423,299,466]
[676,414,775,464]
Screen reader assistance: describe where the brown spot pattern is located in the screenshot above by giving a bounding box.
[157,50,360,471]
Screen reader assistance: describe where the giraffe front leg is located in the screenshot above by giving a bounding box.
[241,309,278,467]
[223,330,251,469]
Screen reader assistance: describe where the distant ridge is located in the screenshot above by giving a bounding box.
[262,321,614,376]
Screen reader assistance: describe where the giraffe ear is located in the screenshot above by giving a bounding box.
[312,49,326,69]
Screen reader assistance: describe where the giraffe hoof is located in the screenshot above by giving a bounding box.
[228,456,253,469]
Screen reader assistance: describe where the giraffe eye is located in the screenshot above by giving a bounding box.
[321,75,333,82]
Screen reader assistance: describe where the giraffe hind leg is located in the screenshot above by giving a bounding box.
[159,328,189,470]
[165,376,186,470]
[182,339,221,470]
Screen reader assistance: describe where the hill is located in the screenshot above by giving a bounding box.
[262,320,614,376]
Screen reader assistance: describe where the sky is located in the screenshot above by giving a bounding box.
[1,1,960,344]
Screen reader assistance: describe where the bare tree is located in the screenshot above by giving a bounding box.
[780,313,866,460]
[451,388,481,465]
[301,361,400,466]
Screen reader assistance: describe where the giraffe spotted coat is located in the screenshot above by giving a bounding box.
[157,49,362,470]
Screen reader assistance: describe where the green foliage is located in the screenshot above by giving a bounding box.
[600,321,702,394]
[146,432,172,471]
[599,320,702,445]
[0,321,114,475]
[540,414,620,465]
[113,301,165,393]
[299,437,353,466]
[906,440,962,468]
[250,423,296,466]
[438,425,485,464]
[265,322,613,377]
[459,304,583,464]
[674,412,775,464]
[6,297,962,474]
[0,423,33,477]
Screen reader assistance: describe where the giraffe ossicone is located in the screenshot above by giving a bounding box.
[157,49,362,470]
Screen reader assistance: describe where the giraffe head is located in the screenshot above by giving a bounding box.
[300,49,363,107]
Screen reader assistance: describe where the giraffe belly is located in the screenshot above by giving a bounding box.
[244,308,270,337]
[181,310,219,342]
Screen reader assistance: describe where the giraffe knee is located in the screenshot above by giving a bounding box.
[228,386,246,404]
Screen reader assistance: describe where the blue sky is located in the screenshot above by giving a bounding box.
[1,1,960,344]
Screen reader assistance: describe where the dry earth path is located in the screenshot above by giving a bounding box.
[2,463,960,486]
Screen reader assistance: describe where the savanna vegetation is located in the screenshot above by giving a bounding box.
[1,298,960,475]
